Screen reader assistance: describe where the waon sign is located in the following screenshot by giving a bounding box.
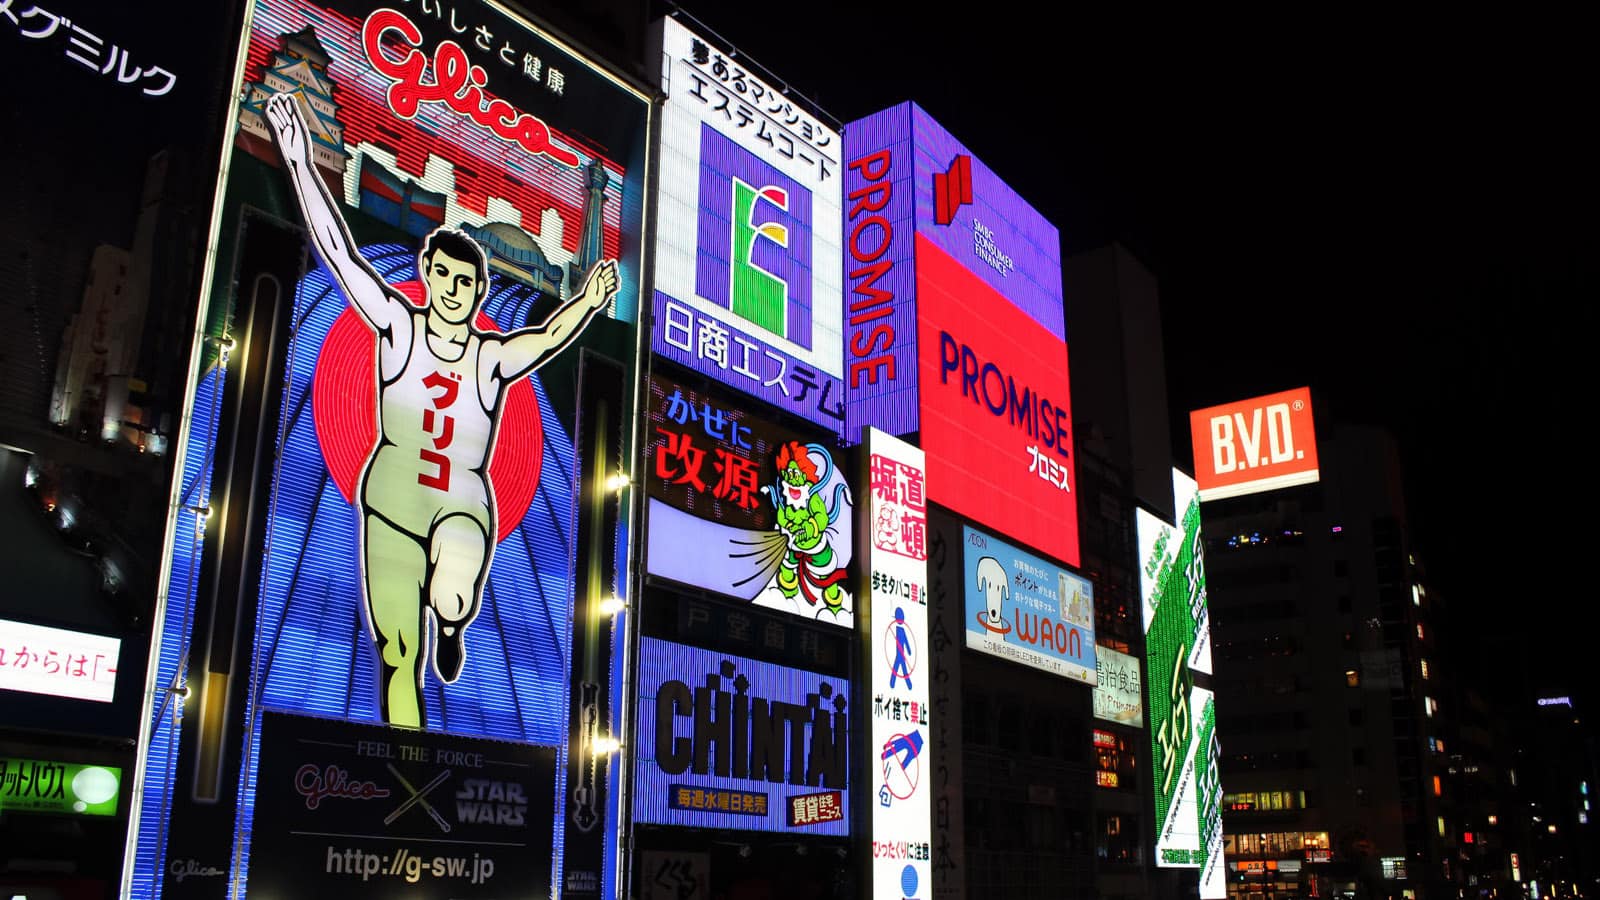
[1189,387,1319,502]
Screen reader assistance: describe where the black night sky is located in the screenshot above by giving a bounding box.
[673,1,1598,710]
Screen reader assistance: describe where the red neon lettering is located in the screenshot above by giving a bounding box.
[362,9,580,168]
[846,149,897,379]
[294,764,392,810]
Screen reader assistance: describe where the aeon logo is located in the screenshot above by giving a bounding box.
[695,124,814,347]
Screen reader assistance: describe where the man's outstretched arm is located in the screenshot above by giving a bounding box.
[487,260,619,383]
[264,93,409,338]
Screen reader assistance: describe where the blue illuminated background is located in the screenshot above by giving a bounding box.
[231,245,580,888]
[634,636,851,836]
[251,244,576,735]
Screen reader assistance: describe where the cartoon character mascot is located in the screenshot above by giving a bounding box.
[768,441,852,620]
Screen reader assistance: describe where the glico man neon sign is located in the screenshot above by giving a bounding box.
[266,93,617,728]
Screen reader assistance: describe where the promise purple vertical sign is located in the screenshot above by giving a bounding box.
[843,106,919,439]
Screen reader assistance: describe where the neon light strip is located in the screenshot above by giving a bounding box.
[120,1,258,890]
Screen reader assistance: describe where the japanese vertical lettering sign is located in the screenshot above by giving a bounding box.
[632,638,850,835]
[649,18,845,431]
[132,0,650,894]
[961,525,1096,685]
[843,102,1078,567]
[864,428,932,900]
[1194,686,1224,898]
[1139,469,1220,879]
[645,371,855,627]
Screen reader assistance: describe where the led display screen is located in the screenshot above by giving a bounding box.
[1140,470,1221,884]
[632,637,850,835]
[1139,471,1212,677]
[1196,687,1224,897]
[962,526,1095,684]
[248,711,556,898]
[0,617,121,703]
[864,429,932,900]
[919,240,1078,567]
[131,0,649,894]
[238,0,647,741]
[650,18,844,430]
[842,102,1065,441]
[645,371,855,626]
[1189,386,1319,501]
[1092,645,1144,728]
[840,102,1076,565]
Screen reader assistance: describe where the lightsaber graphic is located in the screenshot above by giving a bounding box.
[571,397,610,834]
[384,764,452,832]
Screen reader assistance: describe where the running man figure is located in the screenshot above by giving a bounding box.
[266,93,618,728]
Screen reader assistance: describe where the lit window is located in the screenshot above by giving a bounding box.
[1417,622,1425,640]
[1488,815,1498,825]
[1412,584,1422,606]
[1420,659,1430,680]
[1433,775,1442,797]
[1548,824,1558,834]
[1346,669,1360,688]
[1437,816,1446,836]
[1425,697,1438,717]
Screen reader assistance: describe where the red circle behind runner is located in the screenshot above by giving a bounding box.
[311,281,543,543]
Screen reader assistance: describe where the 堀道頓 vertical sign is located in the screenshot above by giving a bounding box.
[864,428,931,900]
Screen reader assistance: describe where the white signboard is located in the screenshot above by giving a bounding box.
[650,18,845,429]
[865,428,931,900]
[0,617,120,703]
[1092,645,1143,728]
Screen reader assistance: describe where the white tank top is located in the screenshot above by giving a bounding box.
[361,312,497,535]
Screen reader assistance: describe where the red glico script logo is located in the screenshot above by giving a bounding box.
[362,9,580,168]
[295,763,392,810]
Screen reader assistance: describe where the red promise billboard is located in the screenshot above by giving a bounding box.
[915,234,1079,567]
